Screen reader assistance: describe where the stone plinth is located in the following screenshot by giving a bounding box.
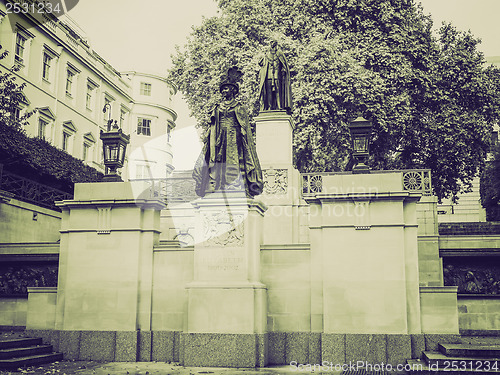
[255,111,307,244]
[420,286,459,333]
[255,111,294,166]
[306,172,423,334]
[27,287,57,330]
[184,192,268,367]
[54,182,165,332]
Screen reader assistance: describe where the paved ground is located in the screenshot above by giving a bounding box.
[0,361,343,375]
[0,331,343,375]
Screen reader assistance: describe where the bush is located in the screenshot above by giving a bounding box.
[0,120,103,193]
[480,145,500,221]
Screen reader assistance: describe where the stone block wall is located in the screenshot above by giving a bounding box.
[458,297,500,331]
[261,245,311,332]
[0,296,27,327]
[0,199,61,243]
[418,237,442,287]
[26,287,57,329]
[151,245,193,331]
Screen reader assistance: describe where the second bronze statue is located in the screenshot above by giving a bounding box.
[258,40,292,113]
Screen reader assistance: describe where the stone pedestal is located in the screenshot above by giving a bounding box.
[306,172,423,334]
[54,182,165,332]
[183,192,268,367]
[255,111,308,244]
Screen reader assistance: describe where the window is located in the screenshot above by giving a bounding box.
[61,121,76,153]
[83,143,90,161]
[136,164,152,179]
[65,63,80,97]
[66,70,74,95]
[14,26,34,68]
[120,110,126,128]
[140,82,151,96]
[137,118,151,136]
[86,86,92,109]
[82,132,96,162]
[38,118,48,139]
[37,107,55,141]
[42,53,52,80]
[85,79,98,111]
[62,132,70,151]
[15,33,26,63]
[167,120,175,143]
[41,45,59,83]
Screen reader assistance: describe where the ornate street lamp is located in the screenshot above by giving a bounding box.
[100,104,130,182]
[349,116,372,173]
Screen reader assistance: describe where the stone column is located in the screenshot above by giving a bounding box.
[54,182,164,334]
[306,173,423,335]
[255,111,308,244]
[183,191,268,367]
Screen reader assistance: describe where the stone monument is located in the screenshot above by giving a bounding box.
[184,67,268,367]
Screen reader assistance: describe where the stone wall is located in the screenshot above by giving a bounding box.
[0,198,61,243]
[261,245,311,332]
[0,296,27,328]
[151,244,193,331]
[458,297,500,331]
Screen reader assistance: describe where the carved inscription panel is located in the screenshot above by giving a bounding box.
[201,211,244,247]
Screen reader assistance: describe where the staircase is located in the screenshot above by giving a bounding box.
[407,334,500,374]
[0,337,63,370]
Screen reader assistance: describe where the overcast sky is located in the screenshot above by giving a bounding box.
[67,0,500,170]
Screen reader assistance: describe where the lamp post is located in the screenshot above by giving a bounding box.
[349,116,372,174]
[100,104,130,182]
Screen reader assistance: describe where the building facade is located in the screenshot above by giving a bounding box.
[0,0,176,179]
[122,71,176,180]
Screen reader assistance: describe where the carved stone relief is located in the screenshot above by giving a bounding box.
[443,259,500,294]
[202,211,244,247]
[263,168,288,195]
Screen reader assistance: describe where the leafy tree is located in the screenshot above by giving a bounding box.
[480,145,500,221]
[0,45,32,129]
[169,0,500,201]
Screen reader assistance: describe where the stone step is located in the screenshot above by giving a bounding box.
[0,352,63,370]
[440,344,500,358]
[0,338,42,350]
[407,357,500,375]
[423,351,500,372]
[461,335,500,346]
[0,344,53,359]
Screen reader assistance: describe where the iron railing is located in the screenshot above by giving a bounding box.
[129,177,198,203]
[302,169,432,197]
[0,164,73,211]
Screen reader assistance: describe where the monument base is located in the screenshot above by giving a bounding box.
[186,282,267,334]
[182,332,268,367]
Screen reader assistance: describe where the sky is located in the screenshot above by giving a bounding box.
[66,0,500,170]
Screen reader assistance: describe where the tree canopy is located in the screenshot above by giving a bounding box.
[168,0,500,201]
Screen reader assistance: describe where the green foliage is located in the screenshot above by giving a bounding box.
[480,146,500,221]
[0,44,102,191]
[0,44,33,129]
[0,121,103,192]
[169,0,500,201]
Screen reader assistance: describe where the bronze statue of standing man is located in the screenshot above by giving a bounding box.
[258,40,292,113]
